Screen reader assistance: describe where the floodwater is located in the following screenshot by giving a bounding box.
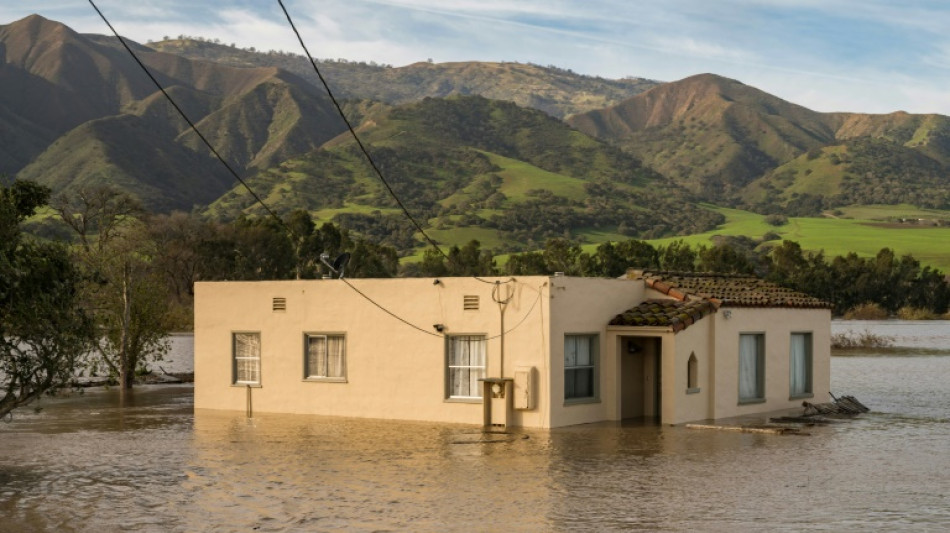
[2,325,949,531]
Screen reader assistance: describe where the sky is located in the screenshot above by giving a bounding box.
[6,1,950,115]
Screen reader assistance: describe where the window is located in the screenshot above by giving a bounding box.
[565,334,598,401]
[738,333,764,402]
[447,335,486,399]
[789,332,813,397]
[305,334,346,381]
[687,352,699,393]
[233,332,261,385]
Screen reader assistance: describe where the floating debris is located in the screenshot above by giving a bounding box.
[802,394,870,416]
[685,423,806,435]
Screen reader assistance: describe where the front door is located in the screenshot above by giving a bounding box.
[620,336,661,420]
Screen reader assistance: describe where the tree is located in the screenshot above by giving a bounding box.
[1,181,94,418]
[54,186,170,390]
[657,239,696,271]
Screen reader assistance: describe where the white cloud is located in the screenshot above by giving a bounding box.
[7,0,950,115]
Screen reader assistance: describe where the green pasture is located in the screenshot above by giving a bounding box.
[485,153,587,201]
[647,205,950,271]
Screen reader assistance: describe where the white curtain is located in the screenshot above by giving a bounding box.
[738,334,760,400]
[327,336,345,378]
[307,336,327,378]
[307,336,345,378]
[790,333,808,395]
[234,333,260,384]
[449,336,485,397]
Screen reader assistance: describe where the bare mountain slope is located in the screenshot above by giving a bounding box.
[1,15,347,211]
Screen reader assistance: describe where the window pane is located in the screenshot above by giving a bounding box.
[234,333,260,384]
[739,334,761,400]
[327,336,345,378]
[307,336,327,377]
[447,335,485,398]
[573,368,593,398]
[565,336,577,367]
[565,334,597,400]
[575,337,591,366]
[790,333,810,395]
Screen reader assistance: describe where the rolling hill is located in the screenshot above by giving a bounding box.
[569,74,950,212]
[147,38,659,119]
[1,14,348,211]
[205,95,724,253]
[6,14,950,266]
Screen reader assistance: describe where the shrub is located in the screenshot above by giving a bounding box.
[843,302,888,320]
[896,306,936,320]
[831,329,894,349]
[764,214,788,226]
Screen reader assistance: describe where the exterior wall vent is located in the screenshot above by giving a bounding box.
[463,295,479,310]
[272,297,287,312]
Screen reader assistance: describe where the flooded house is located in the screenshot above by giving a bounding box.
[194,271,832,428]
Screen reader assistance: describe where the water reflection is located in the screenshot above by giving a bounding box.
[3,356,950,531]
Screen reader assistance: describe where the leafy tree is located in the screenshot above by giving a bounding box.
[1,181,94,418]
[53,186,171,390]
[657,239,697,271]
[421,240,497,276]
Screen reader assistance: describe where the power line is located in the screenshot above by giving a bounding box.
[275,0,450,262]
[86,0,289,233]
[274,1,513,287]
[340,278,443,338]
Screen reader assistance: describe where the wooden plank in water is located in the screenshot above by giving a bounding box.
[685,424,801,435]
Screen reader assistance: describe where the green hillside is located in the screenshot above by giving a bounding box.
[205,96,723,254]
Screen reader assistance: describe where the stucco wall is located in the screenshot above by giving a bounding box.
[669,316,714,424]
[194,276,553,427]
[710,307,832,420]
[545,277,645,428]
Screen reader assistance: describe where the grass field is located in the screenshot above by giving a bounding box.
[646,205,950,271]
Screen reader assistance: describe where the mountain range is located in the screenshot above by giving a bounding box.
[4,14,950,255]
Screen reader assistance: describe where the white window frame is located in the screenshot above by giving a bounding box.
[789,332,813,398]
[738,333,765,403]
[446,335,486,401]
[304,333,347,382]
[233,332,261,386]
[565,334,599,403]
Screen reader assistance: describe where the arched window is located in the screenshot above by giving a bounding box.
[687,352,699,393]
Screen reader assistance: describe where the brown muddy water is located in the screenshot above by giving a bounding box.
[2,331,950,531]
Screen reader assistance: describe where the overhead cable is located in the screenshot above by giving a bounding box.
[86,0,288,232]
[275,0,450,260]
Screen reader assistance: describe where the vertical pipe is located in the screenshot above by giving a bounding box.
[246,384,253,418]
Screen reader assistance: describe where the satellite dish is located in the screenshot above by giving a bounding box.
[331,253,351,278]
[319,251,350,279]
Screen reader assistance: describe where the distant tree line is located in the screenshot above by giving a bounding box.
[416,236,950,316]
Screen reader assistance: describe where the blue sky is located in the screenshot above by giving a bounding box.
[6,1,950,115]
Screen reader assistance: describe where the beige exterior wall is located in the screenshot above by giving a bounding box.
[669,317,714,424]
[709,307,832,420]
[194,276,831,428]
[544,277,645,428]
[196,276,554,427]
[196,276,641,429]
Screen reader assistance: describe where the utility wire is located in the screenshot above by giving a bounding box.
[275,1,514,286]
[86,0,289,233]
[340,278,443,337]
[276,0,448,261]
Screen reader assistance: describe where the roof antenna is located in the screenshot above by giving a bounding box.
[320,252,350,279]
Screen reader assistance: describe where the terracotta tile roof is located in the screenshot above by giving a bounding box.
[632,270,833,309]
[608,299,718,332]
